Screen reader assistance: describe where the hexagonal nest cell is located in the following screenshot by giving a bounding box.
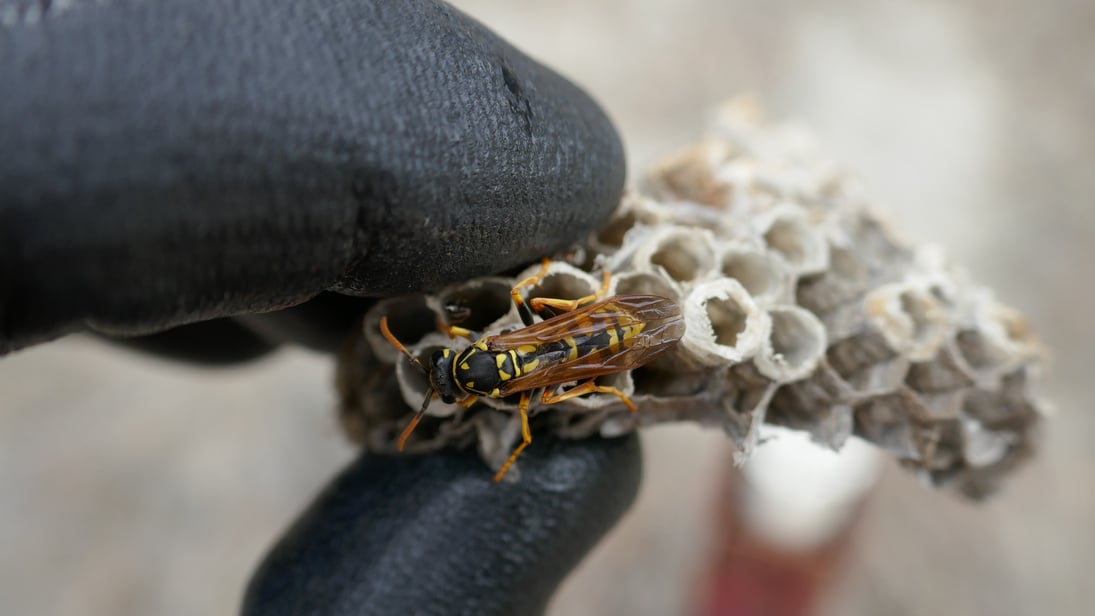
[337,97,1047,498]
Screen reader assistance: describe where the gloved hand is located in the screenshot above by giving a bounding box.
[0,1,640,614]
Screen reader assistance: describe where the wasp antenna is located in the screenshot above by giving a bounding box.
[397,388,435,451]
[379,316,429,375]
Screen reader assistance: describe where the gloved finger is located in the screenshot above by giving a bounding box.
[96,319,276,365]
[1,0,626,354]
[92,293,372,363]
[231,293,376,354]
[242,433,642,616]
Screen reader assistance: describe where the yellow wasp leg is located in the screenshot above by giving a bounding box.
[528,269,611,314]
[510,258,551,316]
[458,395,479,408]
[541,379,637,413]
[492,391,534,483]
[438,322,476,340]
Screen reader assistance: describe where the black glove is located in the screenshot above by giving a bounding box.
[1,1,640,614]
[245,435,641,616]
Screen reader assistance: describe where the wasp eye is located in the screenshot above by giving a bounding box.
[441,394,456,404]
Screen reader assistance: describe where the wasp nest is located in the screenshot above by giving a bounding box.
[337,98,1046,498]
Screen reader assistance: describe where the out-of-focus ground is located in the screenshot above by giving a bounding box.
[1,1,1092,614]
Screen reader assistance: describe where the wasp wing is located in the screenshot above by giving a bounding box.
[488,295,685,395]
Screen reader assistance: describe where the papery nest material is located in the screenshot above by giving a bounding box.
[337,96,1047,499]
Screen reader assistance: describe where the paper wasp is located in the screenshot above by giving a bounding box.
[380,259,685,482]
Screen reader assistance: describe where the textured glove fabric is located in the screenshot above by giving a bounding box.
[243,434,642,616]
[0,0,625,352]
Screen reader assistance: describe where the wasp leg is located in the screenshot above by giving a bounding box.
[541,379,637,413]
[492,391,535,483]
[458,395,479,408]
[438,322,478,341]
[510,258,552,327]
[528,269,611,315]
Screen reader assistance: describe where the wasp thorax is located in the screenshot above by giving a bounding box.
[453,348,506,397]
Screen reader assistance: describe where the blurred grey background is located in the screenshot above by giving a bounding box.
[1,1,1091,614]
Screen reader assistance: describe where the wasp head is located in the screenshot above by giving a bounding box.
[428,348,459,404]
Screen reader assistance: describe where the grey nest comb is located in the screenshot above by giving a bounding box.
[337,97,1046,498]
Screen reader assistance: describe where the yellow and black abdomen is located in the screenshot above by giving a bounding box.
[489,294,685,397]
